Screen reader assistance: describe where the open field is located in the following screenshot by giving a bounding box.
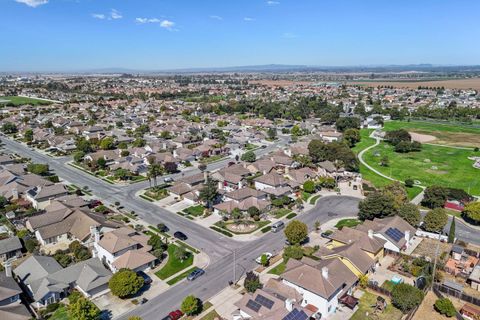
[384,120,480,148]
[249,80,313,87]
[362,142,480,195]
[0,96,53,106]
[348,78,480,90]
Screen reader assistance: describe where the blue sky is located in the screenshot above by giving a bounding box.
[1,0,479,71]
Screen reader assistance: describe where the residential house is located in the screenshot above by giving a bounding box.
[14,256,112,308]
[212,164,251,192]
[0,237,23,263]
[254,172,294,198]
[25,184,69,209]
[93,227,157,273]
[0,272,31,320]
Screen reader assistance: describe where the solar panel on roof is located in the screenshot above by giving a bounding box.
[282,309,309,320]
[246,299,261,312]
[255,294,274,309]
[385,227,404,242]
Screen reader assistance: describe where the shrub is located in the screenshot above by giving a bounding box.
[391,283,424,313]
[244,271,262,293]
[404,179,415,188]
[25,238,39,253]
[261,226,271,233]
[283,245,304,261]
[180,295,200,316]
[434,298,456,317]
[108,269,144,298]
[68,297,100,320]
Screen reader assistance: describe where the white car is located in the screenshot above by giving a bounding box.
[255,252,273,264]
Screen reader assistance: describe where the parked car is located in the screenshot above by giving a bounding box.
[174,231,188,240]
[255,252,273,264]
[228,161,236,166]
[261,145,267,149]
[140,297,148,304]
[164,177,174,183]
[285,236,309,246]
[161,310,183,320]
[187,268,205,281]
[137,271,152,285]
[157,223,169,232]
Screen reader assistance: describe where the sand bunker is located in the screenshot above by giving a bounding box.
[410,132,437,143]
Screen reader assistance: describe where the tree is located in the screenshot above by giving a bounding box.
[1,122,18,134]
[398,203,421,226]
[359,274,369,288]
[404,178,415,188]
[308,139,328,163]
[198,177,219,209]
[463,201,480,223]
[335,117,361,132]
[448,217,456,243]
[385,129,411,146]
[260,254,269,267]
[247,206,260,218]
[380,155,389,167]
[113,168,130,180]
[383,181,408,210]
[99,137,115,150]
[434,298,456,317]
[67,297,100,320]
[25,238,39,253]
[391,283,424,313]
[27,163,49,175]
[343,128,361,147]
[358,191,396,220]
[97,157,107,169]
[132,138,146,147]
[0,196,8,209]
[164,162,178,174]
[395,141,413,153]
[241,151,256,162]
[174,246,189,261]
[244,271,262,293]
[75,137,93,153]
[267,127,277,140]
[284,220,308,245]
[73,151,85,163]
[108,269,144,298]
[303,180,315,193]
[24,129,34,142]
[180,295,200,316]
[290,125,302,136]
[423,208,448,233]
[283,245,304,261]
[422,186,449,209]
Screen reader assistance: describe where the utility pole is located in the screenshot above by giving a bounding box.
[233,249,236,285]
[431,231,441,290]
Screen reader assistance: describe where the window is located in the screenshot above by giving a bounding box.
[328,305,332,313]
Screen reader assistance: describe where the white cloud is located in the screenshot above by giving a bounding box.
[92,13,106,20]
[136,17,161,24]
[15,0,48,8]
[266,1,280,5]
[243,17,255,21]
[209,15,223,20]
[160,19,175,30]
[110,9,122,20]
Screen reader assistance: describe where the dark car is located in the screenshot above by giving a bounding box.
[137,271,152,285]
[140,297,148,304]
[157,223,169,233]
[228,161,236,166]
[187,268,205,281]
[174,231,188,241]
[285,236,309,246]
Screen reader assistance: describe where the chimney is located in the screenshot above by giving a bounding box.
[368,229,373,239]
[285,298,294,312]
[5,260,12,277]
[322,267,329,279]
[405,230,410,243]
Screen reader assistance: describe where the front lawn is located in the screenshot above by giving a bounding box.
[166,267,198,285]
[155,244,194,280]
[271,208,291,219]
[183,205,205,217]
[49,306,69,320]
[199,154,227,164]
[268,261,286,275]
[335,218,362,229]
[215,220,271,234]
[350,291,403,320]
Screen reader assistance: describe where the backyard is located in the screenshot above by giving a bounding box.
[350,290,403,320]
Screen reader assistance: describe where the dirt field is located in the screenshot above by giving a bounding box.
[411,238,452,261]
[409,129,480,148]
[413,291,465,320]
[349,78,480,90]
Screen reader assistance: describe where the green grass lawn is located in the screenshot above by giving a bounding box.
[49,306,69,320]
[335,218,362,229]
[301,191,312,201]
[272,208,292,219]
[155,244,194,280]
[268,261,286,275]
[183,205,205,217]
[406,186,423,200]
[384,120,480,135]
[309,194,322,205]
[0,96,52,106]
[351,129,375,154]
[200,309,221,320]
[166,266,198,285]
[362,141,480,195]
[350,290,403,320]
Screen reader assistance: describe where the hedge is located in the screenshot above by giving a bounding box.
[210,226,233,237]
